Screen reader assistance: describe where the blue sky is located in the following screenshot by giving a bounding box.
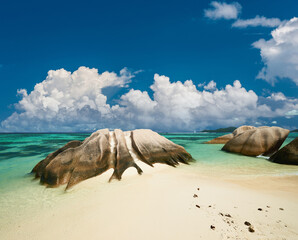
[0,0,297,132]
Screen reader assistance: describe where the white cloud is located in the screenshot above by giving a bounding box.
[197,82,205,88]
[204,1,241,20]
[253,17,298,85]
[204,80,217,90]
[1,68,297,132]
[232,15,283,28]
[267,92,286,101]
[285,110,298,116]
[1,67,134,132]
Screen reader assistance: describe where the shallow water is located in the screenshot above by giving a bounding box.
[0,132,297,228]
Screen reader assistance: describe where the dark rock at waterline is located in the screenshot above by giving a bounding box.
[222,126,289,156]
[32,129,193,189]
[269,138,298,165]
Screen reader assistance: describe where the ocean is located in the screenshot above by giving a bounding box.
[0,132,297,229]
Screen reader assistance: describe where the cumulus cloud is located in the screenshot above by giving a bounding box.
[285,110,298,116]
[204,80,217,90]
[253,17,298,85]
[267,92,286,101]
[204,1,241,20]
[1,67,134,132]
[232,16,283,28]
[1,68,297,132]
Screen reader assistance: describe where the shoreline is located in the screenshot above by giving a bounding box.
[1,164,297,240]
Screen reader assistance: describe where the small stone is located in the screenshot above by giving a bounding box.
[195,205,200,208]
[285,225,287,227]
[258,208,262,211]
[219,212,223,216]
[197,188,200,191]
[279,208,284,211]
[267,205,270,208]
[193,194,198,198]
[244,221,251,226]
[225,214,232,218]
[210,225,215,230]
[248,226,255,233]
[208,205,211,208]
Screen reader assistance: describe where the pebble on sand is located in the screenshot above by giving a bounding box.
[244,221,251,226]
[248,226,255,233]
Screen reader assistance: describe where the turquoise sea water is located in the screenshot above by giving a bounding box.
[0,132,297,193]
[0,132,297,226]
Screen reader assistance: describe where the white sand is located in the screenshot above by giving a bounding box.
[1,164,298,240]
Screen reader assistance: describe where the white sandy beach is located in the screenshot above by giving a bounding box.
[1,163,298,240]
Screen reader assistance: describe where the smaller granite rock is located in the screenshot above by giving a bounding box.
[222,126,289,156]
[269,138,298,165]
[205,133,233,144]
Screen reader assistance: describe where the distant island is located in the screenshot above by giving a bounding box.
[201,127,236,133]
[291,129,298,132]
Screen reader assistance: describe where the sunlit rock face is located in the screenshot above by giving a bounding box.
[232,126,256,136]
[222,126,289,156]
[269,138,298,165]
[32,129,193,189]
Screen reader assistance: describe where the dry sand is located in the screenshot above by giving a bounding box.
[1,163,298,240]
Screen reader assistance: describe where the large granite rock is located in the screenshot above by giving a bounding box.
[232,126,256,136]
[32,129,193,189]
[269,138,298,165]
[206,125,255,144]
[222,126,289,156]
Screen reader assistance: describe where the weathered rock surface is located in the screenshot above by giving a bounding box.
[206,125,255,144]
[222,126,289,156]
[232,126,256,136]
[269,138,298,165]
[32,129,193,189]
